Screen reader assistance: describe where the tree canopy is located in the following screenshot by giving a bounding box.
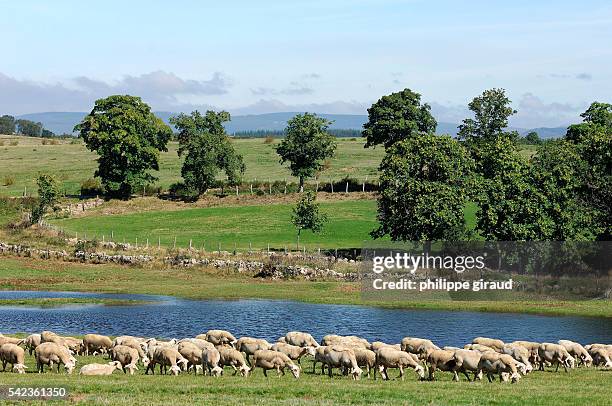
[363,88,436,149]
[0,115,15,134]
[372,134,474,242]
[276,113,336,191]
[74,95,172,199]
[170,110,245,195]
[292,191,328,247]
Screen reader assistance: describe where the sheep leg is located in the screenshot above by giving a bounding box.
[263,368,268,377]
[399,365,405,381]
[277,366,282,377]
[555,360,560,372]
[328,365,333,378]
[1,360,6,371]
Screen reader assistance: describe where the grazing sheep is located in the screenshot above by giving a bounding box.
[270,342,316,365]
[35,342,75,374]
[63,337,83,355]
[177,341,204,374]
[0,336,24,346]
[312,345,329,375]
[109,345,142,375]
[24,334,42,356]
[501,346,533,374]
[538,343,575,372]
[117,337,150,366]
[375,347,425,381]
[352,347,377,378]
[147,346,188,376]
[477,352,521,383]
[201,347,224,376]
[79,361,123,376]
[217,346,250,377]
[370,341,401,352]
[234,337,272,365]
[112,336,144,348]
[202,330,237,346]
[0,343,28,373]
[588,347,612,368]
[251,349,300,378]
[464,343,496,353]
[282,331,319,348]
[427,349,457,381]
[558,340,592,367]
[323,346,363,380]
[179,338,215,351]
[321,335,369,349]
[510,341,541,366]
[40,331,65,346]
[451,349,483,381]
[472,337,505,352]
[400,337,439,359]
[83,334,112,356]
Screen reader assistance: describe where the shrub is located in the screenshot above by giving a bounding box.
[0,140,4,146]
[41,139,49,145]
[80,178,104,197]
[263,135,274,144]
[9,140,18,146]
[3,175,15,186]
[168,182,198,201]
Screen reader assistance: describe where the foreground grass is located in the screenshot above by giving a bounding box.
[0,136,384,197]
[0,257,609,318]
[0,353,609,405]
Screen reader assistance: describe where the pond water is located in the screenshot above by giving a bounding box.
[1,291,610,346]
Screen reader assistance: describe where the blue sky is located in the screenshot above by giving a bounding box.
[1,0,610,127]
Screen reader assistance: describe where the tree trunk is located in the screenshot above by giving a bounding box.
[299,177,304,192]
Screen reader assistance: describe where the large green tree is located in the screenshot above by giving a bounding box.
[74,95,172,199]
[529,140,603,240]
[363,88,437,149]
[372,134,474,242]
[564,102,611,240]
[170,110,245,195]
[276,113,336,191]
[0,115,15,134]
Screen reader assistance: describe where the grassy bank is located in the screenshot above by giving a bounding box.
[0,297,151,308]
[0,257,609,318]
[0,353,609,406]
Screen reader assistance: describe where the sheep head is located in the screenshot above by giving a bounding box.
[414,364,425,379]
[13,363,28,374]
[289,363,300,379]
[239,364,250,377]
[211,366,223,376]
[351,366,363,380]
[170,365,181,376]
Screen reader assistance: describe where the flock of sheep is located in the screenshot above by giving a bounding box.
[0,330,611,383]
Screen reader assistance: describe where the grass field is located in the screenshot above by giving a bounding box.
[0,134,538,198]
[0,135,384,197]
[0,353,609,405]
[1,257,609,318]
[48,199,478,250]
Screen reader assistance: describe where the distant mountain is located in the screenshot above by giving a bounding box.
[15,111,567,138]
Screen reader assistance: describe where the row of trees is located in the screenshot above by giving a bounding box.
[74,95,338,199]
[71,90,609,242]
[368,89,610,242]
[0,115,55,137]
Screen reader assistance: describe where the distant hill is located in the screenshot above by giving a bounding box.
[15,111,567,138]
